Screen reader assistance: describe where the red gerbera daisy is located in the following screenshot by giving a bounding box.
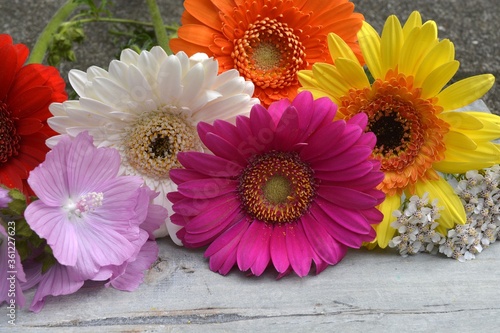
[170,0,364,107]
[0,34,67,197]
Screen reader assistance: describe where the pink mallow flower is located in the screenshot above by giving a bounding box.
[0,187,12,208]
[24,132,166,311]
[168,91,385,277]
[0,224,26,308]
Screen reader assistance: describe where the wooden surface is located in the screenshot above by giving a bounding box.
[5,100,500,332]
[8,239,500,332]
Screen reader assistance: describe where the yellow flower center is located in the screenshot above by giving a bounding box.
[232,17,306,90]
[0,102,20,164]
[238,151,316,224]
[339,75,449,195]
[123,110,201,180]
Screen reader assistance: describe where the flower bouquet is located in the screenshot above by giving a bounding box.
[1,0,499,316]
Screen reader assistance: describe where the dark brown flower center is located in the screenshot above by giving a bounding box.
[0,102,20,164]
[232,17,306,89]
[360,95,424,172]
[238,151,316,224]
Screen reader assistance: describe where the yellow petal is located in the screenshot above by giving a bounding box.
[420,60,459,99]
[334,58,370,90]
[312,63,352,99]
[439,111,483,130]
[399,21,438,77]
[466,111,500,127]
[437,131,500,174]
[402,11,423,39]
[298,86,339,104]
[434,160,499,174]
[358,21,383,79]
[298,69,318,87]
[436,74,495,110]
[444,130,477,150]
[380,15,403,74]
[327,33,360,65]
[414,177,465,229]
[414,39,455,87]
[443,141,500,162]
[372,194,401,249]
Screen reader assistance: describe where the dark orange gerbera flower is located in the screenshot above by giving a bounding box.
[170,0,364,106]
[0,34,66,197]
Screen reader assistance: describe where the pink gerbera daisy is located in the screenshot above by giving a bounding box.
[168,91,385,277]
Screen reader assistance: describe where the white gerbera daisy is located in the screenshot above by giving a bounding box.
[47,47,258,244]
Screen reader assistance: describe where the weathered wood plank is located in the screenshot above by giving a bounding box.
[7,238,500,332]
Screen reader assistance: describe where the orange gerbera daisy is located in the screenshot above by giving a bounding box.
[0,34,66,197]
[170,0,364,106]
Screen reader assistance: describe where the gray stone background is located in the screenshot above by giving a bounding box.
[1,0,498,113]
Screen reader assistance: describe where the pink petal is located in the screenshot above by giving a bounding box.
[169,168,210,184]
[346,112,368,129]
[29,264,85,313]
[173,191,237,216]
[107,240,159,291]
[183,202,243,248]
[273,106,300,151]
[202,132,247,165]
[183,193,240,235]
[177,152,242,177]
[72,216,141,279]
[285,222,313,277]
[299,120,346,161]
[205,222,250,275]
[317,185,378,210]
[360,207,385,225]
[267,96,291,123]
[321,170,384,191]
[236,221,272,275]
[270,224,290,274]
[27,136,72,206]
[314,196,374,236]
[309,203,372,247]
[294,94,337,141]
[250,104,275,138]
[311,145,373,171]
[66,133,121,196]
[300,214,345,265]
[313,160,374,181]
[0,225,26,308]
[24,201,79,266]
[177,178,238,199]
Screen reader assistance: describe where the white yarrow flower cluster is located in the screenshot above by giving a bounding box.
[389,193,445,257]
[46,47,259,243]
[439,165,500,261]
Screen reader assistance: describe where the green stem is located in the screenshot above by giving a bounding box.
[146,0,171,54]
[27,0,80,64]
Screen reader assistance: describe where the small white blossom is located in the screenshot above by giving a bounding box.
[440,164,500,261]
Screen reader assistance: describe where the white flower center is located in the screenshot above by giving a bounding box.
[122,110,201,180]
[65,192,104,218]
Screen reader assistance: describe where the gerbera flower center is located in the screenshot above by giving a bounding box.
[123,110,200,180]
[0,102,21,164]
[232,17,306,89]
[364,101,415,158]
[65,192,104,218]
[238,151,316,224]
[340,77,449,194]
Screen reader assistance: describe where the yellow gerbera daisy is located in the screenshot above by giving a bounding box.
[298,11,500,248]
